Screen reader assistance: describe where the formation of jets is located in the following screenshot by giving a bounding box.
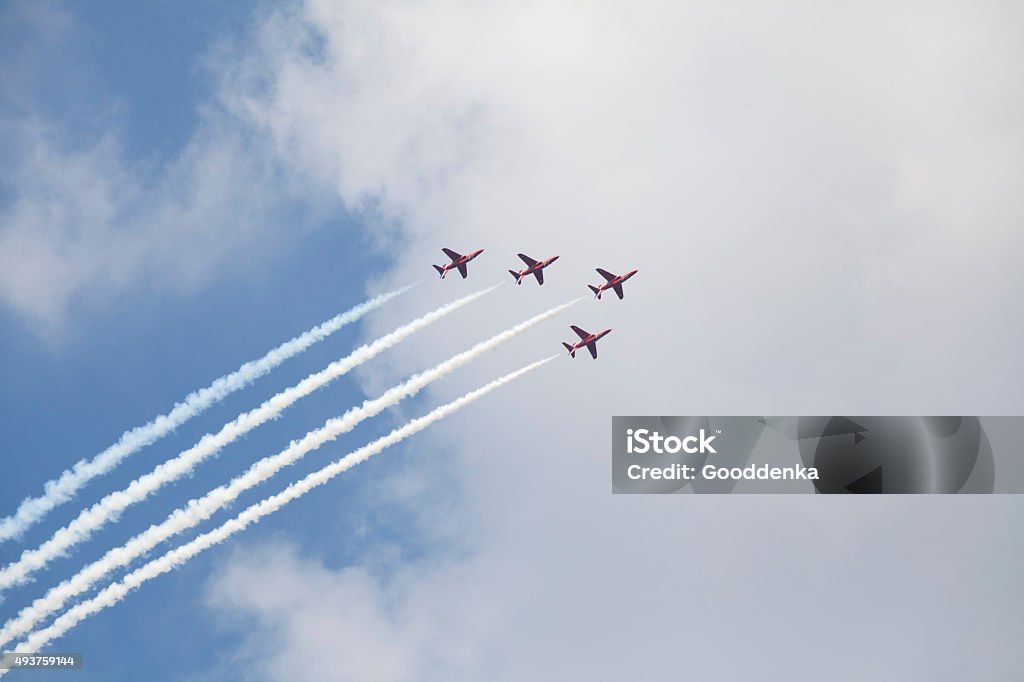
[434,248,637,360]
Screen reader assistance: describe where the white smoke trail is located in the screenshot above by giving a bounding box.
[4,356,556,662]
[0,285,415,545]
[0,298,578,645]
[0,285,500,592]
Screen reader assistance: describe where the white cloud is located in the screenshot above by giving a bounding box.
[0,4,335,338]
[0,123,249,332]
[193,0,1024,678]
[210,494,1024,681]
[209,541,491,682]
[220,0,1024,410]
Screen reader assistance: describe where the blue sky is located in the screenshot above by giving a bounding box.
[2,1,1023,680]
[0,3,448,679]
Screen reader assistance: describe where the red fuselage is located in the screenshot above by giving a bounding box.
[511,255,559,284]
[597,269,636,294]
[563,327,612,359]
[590,268,638,299]
[568,328,611,352]
[436,248,484,279]
[441,248,483,273]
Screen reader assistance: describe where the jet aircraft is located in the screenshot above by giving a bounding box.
[508,253,560,285]
[588,268,638,300]
[562,325,612,359]
[433,248,484,279]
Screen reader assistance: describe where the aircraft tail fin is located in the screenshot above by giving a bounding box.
[588,284,602,299]
[433,264,446,278]
[562,342,576,358]
[508,270,522,284]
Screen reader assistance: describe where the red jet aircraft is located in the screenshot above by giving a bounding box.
[562,325,612,359]
[508,253,560,285]
[433,248,484,279]
[588,268,638,300]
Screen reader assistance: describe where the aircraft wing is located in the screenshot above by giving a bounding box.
[571,325,590,340]
[587,341,598,359]
[613,283,624,299]
[533,269,544,285]
[518,253,538,267]
[442,248,463,261]
[458,263,468,278]
[596,268,617,282]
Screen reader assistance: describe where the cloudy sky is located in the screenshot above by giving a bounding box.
[1,1,1022,680]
